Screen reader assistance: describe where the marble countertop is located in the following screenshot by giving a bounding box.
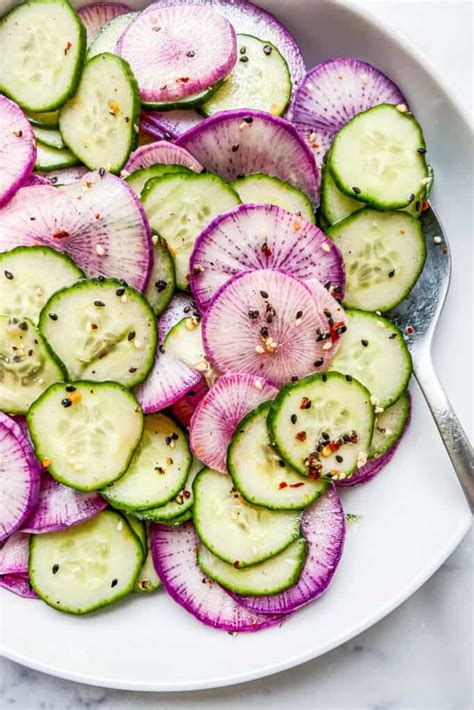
[1,1,472,708]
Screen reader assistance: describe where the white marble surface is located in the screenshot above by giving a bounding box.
[1,1,472,708]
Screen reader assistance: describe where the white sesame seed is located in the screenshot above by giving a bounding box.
[396,103,408,113]
[38,378,44,385]
[375,310,381,316]
[116,520,123,531]
[121,294,128,303]
[374,406,385,414]
[361,73,369,85]
[255,345,265,354]
[433,236,442,244]
[34,287,43,298]
[133,124,140,133]
[96,244,105,256]
[376,320,386,329]
[421,176,431,185]
[357,452,368,468]
[385,428,393,437]
[295,317,303,326]
[321,242,331,253]
[309,131,317,142]
[134,339,142,349]
[195,361,208,372]
[259,228,267,239]
[338,472,346,480]
[370,394,379,406]
[239,121,250,131]
[185,318,196,331]
[306,82,314,92]
[322,341,333,350]
[120,169,130,178]
[254,379,263,390]
[152,234,159,245]
[73,463,84,471]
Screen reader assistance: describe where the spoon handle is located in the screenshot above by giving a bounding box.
[414,355,474,510]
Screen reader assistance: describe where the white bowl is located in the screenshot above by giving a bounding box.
[1,0,472,691]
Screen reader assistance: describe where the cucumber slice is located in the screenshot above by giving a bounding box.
[163,317,206,374]
[134,537,161,593]
[124,514,146,554]
[328,104,429,210]
[0,246,84,324]
[32,127,65,150]
[29,509,143,614]
[231,174,315,223]
[87,12,138,60]
[228,402,328,510]
[0,0,86,113]
[370,391,410,458]
[142,173,240,290]
[0,315,65,415]
[39,278,157,388]
[27,381,143,491]
[144,236,175,317]
[193,467,302,567]
[35,143,79,172]
[133,458,202,523]
[201,34,291,117]
[102,413,191,511]
[59,52,140,174]
[269,372,374,482]
[125,164,192,196]
[197,537,307,596]
[27,110,60,129]
[327,209,426,312]
[142,84,224,113]
[329,310,412,408]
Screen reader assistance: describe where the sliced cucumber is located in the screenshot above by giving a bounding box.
[29,509,143,614]
[124,514,146,554]
[27,381,143,491]
[125,164,192,196]
[142,82,224,112]
[134,458,202,523]
[27,110,60,129]
[163,317,206,373]
[370,391,410,458]
[0,0,86,112]
[35,142,79,172]
[102,413,191,511]
[33,127,66,150]
[198,537,307,596]
[0,315,65,415]
[193,467,302,567]
[87,12,138,60]
[0,246,84,324]
[59,52,140,174]
[269,372,374,482]
[231,174,315,223]
[39,279,157,388]
[134,537,161,593]
[328,104,429,210]
[144,236,176,317]
[228,402,328,510]
[327,209,426,312]
[141,173,240,289]
[201,34,291,117]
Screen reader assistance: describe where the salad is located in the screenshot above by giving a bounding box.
[0,0,431,632]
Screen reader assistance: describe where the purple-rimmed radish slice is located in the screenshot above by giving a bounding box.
[0,95,36,207]
[171,380,209,429]
[26,175,50,186]
[79,2,131,45]
[290,58,407,167]
[123,140,203,174]
[117,4,237,105]
[22,474,107,534]
[150,522,285,632]
[0,532,30,575]
[0,171,152,291]
[37,165,89,186]
[189,373,277,473]
[229,486,344,614]
[0,574,38,599]
[202,269,345,387]
[0,413,41,542]
[177,110,319,204]
[141,109,203,141]
[190,204,344,310]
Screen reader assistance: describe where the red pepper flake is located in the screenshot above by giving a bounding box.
[52,229,70,239]
[295,431,307,442]
[183,490,191,499]
[293,218,302,231]
[178,77,190,83]
[289,482,304,488]
[233,560,240,568]
[299,397,311,410]
[64,41,72,55]
[330,320,346,342]
[278,481,288,489]
[95,213,101,220]
[422,200,430,211]
[261,242,272,257]
[406,325,414,334]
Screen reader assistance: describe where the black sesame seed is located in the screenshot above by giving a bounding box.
[65,385,76,392]
[243,116,253,124]
[239,55,249,63]
[159,344,165,353]
[18,321,28,331]
[127,331,136,341]
[4,270,13,280]
[322,152,329,165]
[361,339,369,347]
[417,147,427,154]
[266,315,273,324]
[263,44,273,55]
[415,201,421,211]
[231,144,240,152]
[345,375,353,382]
[61,398,72,408]
[165,436,172,445]
[407,193,415,203]
[239,46,247,55]
[99,167,106,177]
[48,312,58,321]
[314,358,324,367]
[111,579,118,588]
[352,186,361,195]
[260,290,268,299]
[389,333,397,340]
[322,374,327,382]
[260,326,269,337]
[50,176,58,184]
[248,309,259,319]
[186,50,195,57]
[52,564,59,574]
[155,279,167,292]
[290,414,297,424]
[278,459,286,467]
[321,432,330,440]
[291,376,298,382]
[296,310,303,319]
[336,455,343,463]
[116,287,125,296]
[388,269,395,278]
[94,300,105,307]
[98,275,105,282]
[119,279,128,286]
[129,367,137,373]
[171,432,179,440]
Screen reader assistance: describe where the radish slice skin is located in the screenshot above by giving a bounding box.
[228,486,345,614]
[37,166,89,186]
[190,204,345,310]
[0,573,38,599]
[290,58,407,167]
[26,175,50,186]
[170,380,209,429]
[177,110,319,204]
[22,474,107,534]
[0,95,36,207]
[0,532,30,575]
[0,413,41,542]
[79,2,131,45]
[0,171,152,291]
[189,373,278,473]
[123,140,203,173]
[150,522,286,632]
[141,109,202,140]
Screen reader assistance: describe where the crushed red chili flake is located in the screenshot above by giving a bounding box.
[52,229,70,239]
[295,431,307,442]
[178,77,190,83]
[233,560,240,568]
[406,325,414,334]
[422,200,430,211]
[290,482,304,488]
[64,41,72,54]
[330,320,346,342]
[278,481,288,489]
[183,490,191,499]
[299,397,311,410]
[261,242,272,256]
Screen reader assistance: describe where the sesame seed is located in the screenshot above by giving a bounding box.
[361,73,369,85]
[96,244,105,256]
[321,242,331,253]
[152,234,159,245]
[374,406,385,414]
[376,321,386,329]
[322,341,333,350]
[121,294,128,303]
[306,82,314,92]
[263,44,273,55]
[134,339,142,349]
[254,379,263,390]
[239,55,249,63]
[361,339,369,347]
[73,463,83,471]
[255,345,265,354]
[4,270,14,280]
[352,186,361,195]
[195,361,208,372]
[34,287,43,297]
[370,394,379,406]
[433,236,442,244]
[388,269,395,278]
[94,300,105,307]
[396,103,408,113]
[260,290,268,299]
[38,378,44,385]
[48,312,58,321]
[61,398,72,408]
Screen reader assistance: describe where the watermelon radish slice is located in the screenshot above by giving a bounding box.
[202,269,344,387]
[141,109,203,141]
[290,58,407,167]
[117,4,237,105]
[177,110,319,203]
[170,379,209,429]
[0,171,152,291]
[0,532,30,575]
[190,204,345,310]
[150,522,286,632]
[37,166,89,186]
[0,574,38,599]
[79,2,131,45]
[22,474,107,534]
[0,95,36,207]
[123,140,203,174]
[189,373,277,473]
[229,486,345,614]
[0,413,41,542]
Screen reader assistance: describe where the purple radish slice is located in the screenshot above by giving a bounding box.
[0,532,30,575]
[177,110,319,204]
[170,379,209,429]
[37,166,89,186]
[189,373,277,473]
[0,171,152,291]
[0,95,36,207]
[150,522,285,632]
[117,4,237,105]
[229,485,344,614]
[0,574,38,599]
[79,2,131,45]
[190,204,344,310]
[290,58,407,167]
[26,175,50,186]
[0,413,41,542]
[202,269,344,388]
[141,109,203,141]
[22,474,107,534]
[123,140,203,174]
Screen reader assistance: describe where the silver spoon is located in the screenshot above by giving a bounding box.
[388,206,474,510]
